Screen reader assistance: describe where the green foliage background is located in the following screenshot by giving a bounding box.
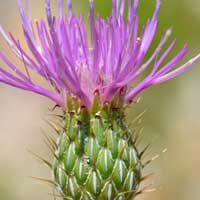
[0,0,200,200]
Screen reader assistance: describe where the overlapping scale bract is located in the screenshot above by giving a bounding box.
[52,96,141,200]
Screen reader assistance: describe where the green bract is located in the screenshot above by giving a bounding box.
[52,95,141,200]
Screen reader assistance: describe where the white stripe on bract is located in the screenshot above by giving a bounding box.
[108,184,112,200]
[119,160,123,182]
[58,167,63,184]
[104,149,108,172]
[69,178,76,197]
[66,143,73,165]
[79,160,83,179]
[129,171,134,190]
[90,138,94,158]
[109,130,114,147]
[92,171,97,194]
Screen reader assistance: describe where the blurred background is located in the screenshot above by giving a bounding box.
[0,0,200,200]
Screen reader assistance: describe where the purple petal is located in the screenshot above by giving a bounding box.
[58,0,63,18]
[153,54,200,84]
[66,0,73,17]
[155,45,188,77]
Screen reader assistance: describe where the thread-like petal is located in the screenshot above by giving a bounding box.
[0,0,199,108]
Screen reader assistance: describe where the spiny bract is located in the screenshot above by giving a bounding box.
[52,95,142,199]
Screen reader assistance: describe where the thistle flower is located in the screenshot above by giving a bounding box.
[0,0,199,199]
[0,0,199,108]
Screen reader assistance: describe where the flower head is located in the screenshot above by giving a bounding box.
[0,0,199,108]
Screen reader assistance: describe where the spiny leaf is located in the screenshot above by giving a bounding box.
[117,188,137,196]
[139,143,151,158]
[136,187,156,196]
[46,113,64,120]
[133,127,144,145]
[42,138,58,160]
[140,173,155,182]
[142,148,168,168]
[142,154,160,168]
[135,181,155,196]
[125,97,142,110]
[49,104,60,112]
[44,119,62,135]
[29,176,56,187]
[41,129,57,150]
[27,149,52,169]
[48,192,65,199]
[129,109,147,126]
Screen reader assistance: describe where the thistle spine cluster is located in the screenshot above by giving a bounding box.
[50,95,143,200]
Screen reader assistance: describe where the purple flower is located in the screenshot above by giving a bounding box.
[0,0,199,108]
